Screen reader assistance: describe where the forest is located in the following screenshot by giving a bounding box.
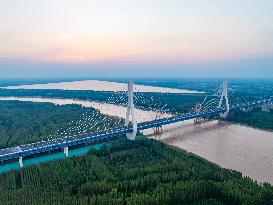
[226,108,273,131]
[0,138,272,205]
[0,101,122,149]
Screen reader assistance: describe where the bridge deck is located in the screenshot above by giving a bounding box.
[0,98,272,162]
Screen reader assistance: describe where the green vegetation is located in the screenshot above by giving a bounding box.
[0,138,272,205]
[226,108,273,131]
[0,101,122,149]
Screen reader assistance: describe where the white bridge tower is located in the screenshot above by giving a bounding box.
[19,157,23,168]
[125,80,137,140]
[218,80,230,118]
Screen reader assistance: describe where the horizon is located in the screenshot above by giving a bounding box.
[0,0,272,78]
[1,76,273,80]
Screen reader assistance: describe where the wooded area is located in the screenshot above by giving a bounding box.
[0,138,272,205]
[0,101,121,149]
[226,108,273,131]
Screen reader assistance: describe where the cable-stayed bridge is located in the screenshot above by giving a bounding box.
[0,80,272,167]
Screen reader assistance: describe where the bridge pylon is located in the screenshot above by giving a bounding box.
[153,114,163,134]
[125,80,137,140]
[64,146,69,157]
[218,80,230,118]
[19,157,23,168]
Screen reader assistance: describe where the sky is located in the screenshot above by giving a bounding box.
[0,0,272,78]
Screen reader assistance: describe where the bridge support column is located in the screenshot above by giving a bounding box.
[125,80,137,140]
[218,80,230,118]
[64,146,69,157]
[19,157,23,168]
[153,126,163,135]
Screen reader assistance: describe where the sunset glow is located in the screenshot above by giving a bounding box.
[0,0,272,77]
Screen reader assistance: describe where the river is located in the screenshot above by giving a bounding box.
[2,79,202,94]
[0,96,273,184]
[144,120,273,184]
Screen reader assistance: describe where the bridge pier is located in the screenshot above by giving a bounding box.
[125,80,137,140]
[194,118,200,124]
[153,126,163,135]
[64,146,69,157]
[19,157,23,168]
